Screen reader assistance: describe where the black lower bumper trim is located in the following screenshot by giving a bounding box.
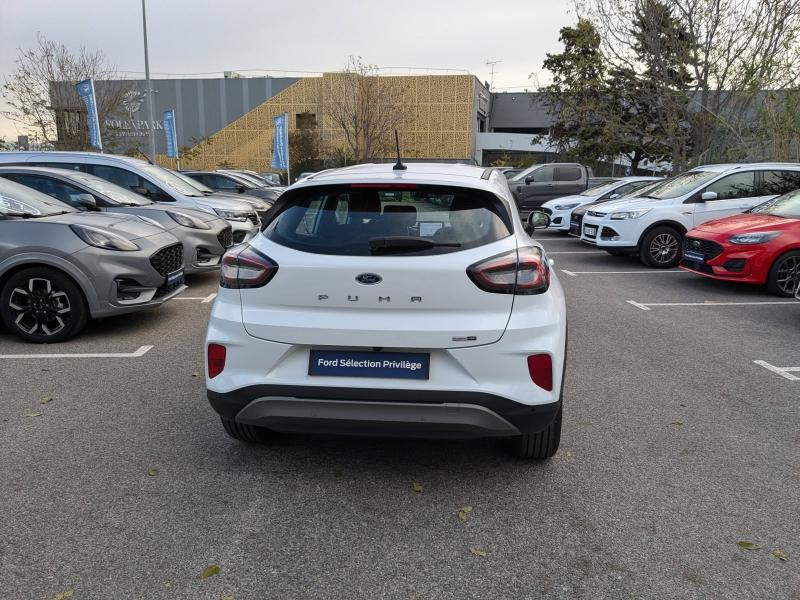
[207,385,560,436]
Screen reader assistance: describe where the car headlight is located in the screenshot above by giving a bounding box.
[168,210,211,229]
[214,209,250,222]
[610,209,652,220]
[728,231,782,245]
[554,203,580,210]
[69,224,139,251]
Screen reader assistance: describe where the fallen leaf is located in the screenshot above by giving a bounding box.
[457,506,473,521]
[53,591,74,600]
[469,547,487,558]
[200,564,220,579]
[671,421,684,426]
[25,411,42,418]
[40,396,54,404]
[413,482,423,493]
[147,468,158,477]
[222,596,235,600]
[737,540,763,551]
[191,372,200,378]
[772,549,788,561]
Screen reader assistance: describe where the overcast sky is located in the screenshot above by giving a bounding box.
[0,0,574,140]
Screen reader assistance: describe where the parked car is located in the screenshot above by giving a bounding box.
[0,152,259,244]
[0,177,186,343]
[680,188,800,296]
[0,167,233,274]
[540,177,660,232]
[579,164,800,268]
[182,170,280,206]
[221,170,285,191]
[569,180,662,238]
[259,172,283,186]
[507,163,596,212]
[172,170,273,222]
[205,163,566,459]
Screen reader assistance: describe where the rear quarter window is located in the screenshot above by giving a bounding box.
[263,185,513,256]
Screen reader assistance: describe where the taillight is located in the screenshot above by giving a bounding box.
[207,343,226,379]
[220,245,278,289]
[467,247,549,295]
[527,354,553,391]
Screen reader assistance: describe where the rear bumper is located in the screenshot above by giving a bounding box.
[208,386,560,438]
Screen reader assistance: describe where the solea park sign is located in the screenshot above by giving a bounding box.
[104,89,164,137]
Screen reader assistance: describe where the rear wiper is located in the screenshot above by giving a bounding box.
[368,236,461,254]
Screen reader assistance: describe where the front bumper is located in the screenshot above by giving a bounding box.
[580,215,640,248]
[177,225,232,274]
[228,217,259,244]
[546,209,573,231]
[679,235,773,284]
[72,231,188,318]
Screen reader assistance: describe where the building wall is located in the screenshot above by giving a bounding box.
[170,73,480,170]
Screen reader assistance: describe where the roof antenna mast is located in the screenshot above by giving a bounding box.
[393,130,406,171]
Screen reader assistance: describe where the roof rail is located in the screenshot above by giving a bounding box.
[480,167,493,180]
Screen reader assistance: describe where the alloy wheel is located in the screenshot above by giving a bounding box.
[8,277,71,337]
[649,233,679,264]
[775,256,800,295]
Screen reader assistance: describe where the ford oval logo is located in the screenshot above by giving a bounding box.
[356,273,382,285]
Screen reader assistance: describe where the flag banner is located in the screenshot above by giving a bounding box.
[163,109,178,158]
[76,79,102,150]
[271,114,288,170]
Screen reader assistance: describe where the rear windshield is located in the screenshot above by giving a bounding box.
[263,184,513,256]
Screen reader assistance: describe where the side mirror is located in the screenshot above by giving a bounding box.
[131,186,149,196]
[525,210,551,233]
[75,193,97,209]
[237,185,247,193]
[700,191,718,202]
[524,176,535,185]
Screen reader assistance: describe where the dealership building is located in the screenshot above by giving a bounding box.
[52,73,555,169]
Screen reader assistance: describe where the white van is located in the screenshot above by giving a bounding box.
[0,152,259,243]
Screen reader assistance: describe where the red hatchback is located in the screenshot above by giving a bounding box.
[680,190,800,296]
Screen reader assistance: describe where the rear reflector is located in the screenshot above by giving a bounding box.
[207,344,226,379]
[527,354,553,391]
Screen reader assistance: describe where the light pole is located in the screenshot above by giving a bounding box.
[141,0,157,163]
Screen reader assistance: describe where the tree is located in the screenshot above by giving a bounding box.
[289,112,323,178]
[577,0,800,165]
[1,33,127,150]
[324,57,410,162]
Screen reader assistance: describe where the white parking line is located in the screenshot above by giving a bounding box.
[753,360,800,381]
[562,269,687,276]
[176,293,217,303]
[0,345,154,360]
[627,300,798,311]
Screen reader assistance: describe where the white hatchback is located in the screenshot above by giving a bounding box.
[205,163,567,459]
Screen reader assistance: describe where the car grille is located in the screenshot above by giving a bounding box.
[683,237,723,260]
[217,227,233,249]
[150,243,184,277]
[247,212,259,226]
[588,211,607,218]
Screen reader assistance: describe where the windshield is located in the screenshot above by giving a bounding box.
[171,169,214,193]
[139,164,204,197]
[751,189,800,218]
[640,171,719,199]
[68,173,152,206]
[265,184,512,256]
[0,177,75,216]
[582,181,625,198]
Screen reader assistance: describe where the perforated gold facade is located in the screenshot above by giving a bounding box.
[157,73,477,170]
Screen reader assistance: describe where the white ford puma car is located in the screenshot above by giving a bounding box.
[205,163,567,459]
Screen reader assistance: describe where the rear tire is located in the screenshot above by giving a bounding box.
[220,418,272,443]
[510,403,562,459]
[639,226,682,268]
[0,267,88,343]
[766,250,800,297]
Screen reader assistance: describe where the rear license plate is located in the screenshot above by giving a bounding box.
[309,350,430,380]
[166,268,185,286]
[584,225,597,237]
[683,250,705,263]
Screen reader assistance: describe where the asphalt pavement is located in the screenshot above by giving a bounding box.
[1,231,798,599]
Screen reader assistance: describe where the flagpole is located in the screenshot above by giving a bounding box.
[141,0,157,164]
[284,112,291,184]
[89,79,103,152]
